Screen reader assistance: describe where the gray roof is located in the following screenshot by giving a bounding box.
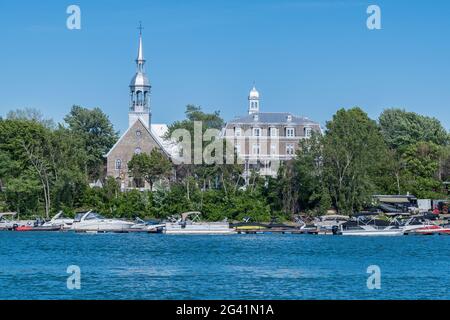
[227,112,319,125]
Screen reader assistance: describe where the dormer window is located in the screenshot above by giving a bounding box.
[287,115,292,122]
[253,114,259,121]
[304,127,312,138]
[286,128,295,137]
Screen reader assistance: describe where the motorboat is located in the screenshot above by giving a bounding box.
[42,211,74,230]
[404,225,450,236]
[399,216,437,234]
[334,217,403,236]
[72,211,135,233]
[0,212,18,231]
[230,216,269,232]
[128,218,165,233]
[292,216,319,234]
[314,215,349,232]
[164,212,236,235]
[13,216,62,232]
[15,224,62,232]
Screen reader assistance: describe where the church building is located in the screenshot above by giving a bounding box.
[106,28,322,189]
[105,30,174,190]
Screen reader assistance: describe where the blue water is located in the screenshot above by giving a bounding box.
[0,232,449,300]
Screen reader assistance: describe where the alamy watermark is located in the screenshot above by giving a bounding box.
[366,265,381,290]
[66,5,81,30]
[67,265,81,290]
[169,121,283,170]
[367,5,381,30]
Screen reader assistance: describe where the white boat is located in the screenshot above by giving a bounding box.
[42,211,74,230]
[128,217,165,233]
[72,211,135,233]
[400,216,437,233]
[164,212,236,235]
[336,217,403,236]
[314,215,349,232]
[0,212,18,231]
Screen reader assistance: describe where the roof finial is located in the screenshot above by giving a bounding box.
[138,21,144,35]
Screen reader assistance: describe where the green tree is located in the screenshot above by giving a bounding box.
[323,107,389,214]
[64,106,118,180]
[379,109,448,150]
[128,149,172,190]
[402,142,445,198]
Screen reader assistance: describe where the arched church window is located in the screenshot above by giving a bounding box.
[115,159,122,170]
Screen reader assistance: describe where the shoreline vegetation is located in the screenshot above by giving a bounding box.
[0,106,449,221]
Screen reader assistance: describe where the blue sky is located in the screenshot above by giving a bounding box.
[0,0,449,133]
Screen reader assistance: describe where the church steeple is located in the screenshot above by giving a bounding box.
[129,22,151,128]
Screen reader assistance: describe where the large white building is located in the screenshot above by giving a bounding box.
[223,86,322,177]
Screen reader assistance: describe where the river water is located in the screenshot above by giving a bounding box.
[0,232,449,299]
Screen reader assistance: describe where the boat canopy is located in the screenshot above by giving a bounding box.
[373,195,418,203]
[181,211,202,222]
[0,212,17,218]
[320,215,349,220]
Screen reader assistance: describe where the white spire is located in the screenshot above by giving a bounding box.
[136,22,145,71]
[137,34,144,62]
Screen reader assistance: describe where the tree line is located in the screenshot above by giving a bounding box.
[0,105,448,221]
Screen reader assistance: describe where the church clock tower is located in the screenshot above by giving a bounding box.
[129,24,151,128]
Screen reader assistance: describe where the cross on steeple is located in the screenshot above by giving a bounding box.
[138,21,144,35]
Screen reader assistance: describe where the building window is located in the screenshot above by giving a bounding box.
[136,130,142,138]
[234,127,241,137]
[253,114,259,121]
[270,127,278,137]
[135,147,142,155]
[253,128,261,137]
[304,127,312,138]
[235,143,241,155]
[286,144,295,155]
[115,159,122,170]
[252,144,260,155]
[286,128,295,137]
[270,144,277,155]
[287,115,292,122]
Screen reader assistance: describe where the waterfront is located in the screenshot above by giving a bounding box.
[1,232,449,300]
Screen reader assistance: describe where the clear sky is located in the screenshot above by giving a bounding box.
[0,0,449,133]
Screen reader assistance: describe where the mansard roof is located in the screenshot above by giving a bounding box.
[227,112,319,126]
